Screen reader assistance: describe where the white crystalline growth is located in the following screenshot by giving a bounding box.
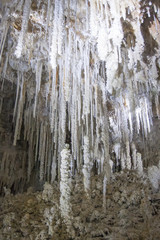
[57,1,64,55]
[126,140,131,170]
[60,144,72,229]
[50,0,64,69]
[49,0,59,69]
[148,163,160,189]
[107,0,123,50]
[42,182,54,202]
[105,46,120,94]
[135,97,153,137]
[15,0,31,58]
[82,136,92,195]
[97,23,109,61]
[136,152,143,175]
[15,33,23,59]
[131,143,143,174]
[90,0,99,37]
[114,143,121,162]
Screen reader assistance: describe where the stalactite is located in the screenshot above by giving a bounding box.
[13,72,20,122]
[2,52,8,79]
[90,0,98,37]
[33,60,43,118]
[0,21,9,64]
[0,97,2,114]
[155,95,160,119]
[126,140,131,170]
[13,73,25,146]
[39,123,47,181]
[131,142,137,170]
[49,0,59,70]
[136,97,153,138]
[57,1,64,56]
[15,0,31,58]
[45,0,51,38]
[1,0,160,191]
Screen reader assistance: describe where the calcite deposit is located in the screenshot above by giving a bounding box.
[0,0,160,239]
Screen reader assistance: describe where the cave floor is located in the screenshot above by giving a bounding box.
[0,171,160,240]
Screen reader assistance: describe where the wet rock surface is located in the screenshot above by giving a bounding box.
[0,171,159,240]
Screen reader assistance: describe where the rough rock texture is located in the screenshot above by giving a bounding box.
[0,171,159,240]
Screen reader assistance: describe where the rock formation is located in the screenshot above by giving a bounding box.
[0,0,160,239]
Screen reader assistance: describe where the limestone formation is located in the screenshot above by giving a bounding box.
[0,0,160,239]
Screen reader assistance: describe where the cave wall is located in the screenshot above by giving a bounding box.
[0,78,28,193]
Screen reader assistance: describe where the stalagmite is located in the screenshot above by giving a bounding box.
[131,143,137,170]
[136,152,143,175]
[60,145,73,234]
[82,136,92,195]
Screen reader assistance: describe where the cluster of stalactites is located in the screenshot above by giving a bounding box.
[0,0,160,186]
